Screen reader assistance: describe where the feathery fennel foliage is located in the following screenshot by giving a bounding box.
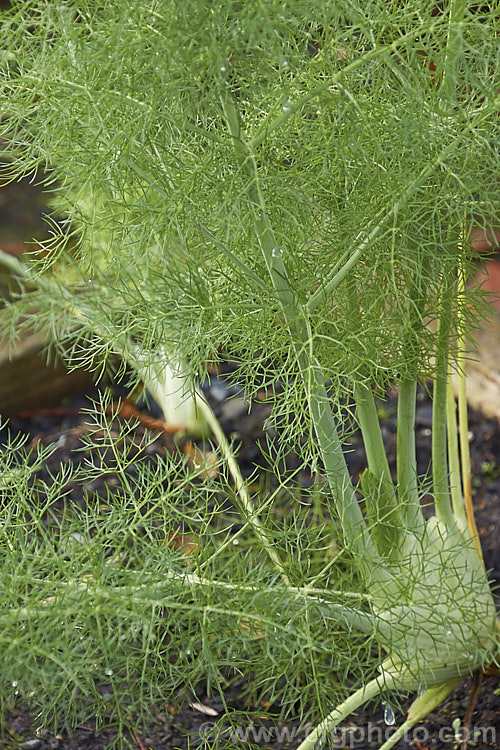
[0,0,499,747]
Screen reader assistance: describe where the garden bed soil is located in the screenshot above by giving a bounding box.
[1,382,500,750]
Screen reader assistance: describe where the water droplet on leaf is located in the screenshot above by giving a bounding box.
[272,246,283,257]
[383,702,395,726]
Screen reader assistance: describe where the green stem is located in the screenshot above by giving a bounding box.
[179,573,377,635]
[456,265,484,562]
[432,285,454,527]
[377,677,462,750]
[12,571,377,635]
[303,365,380,567]
[295,673,398,750]
[446,364,467,526]
[439,0,467,109]
[457,349,473,522]
[197,395,291,585]
[0,247,27,275]
[397,379,424,531]
[129,344,210,438]
[458,374,483,555]
[354,382,393,482]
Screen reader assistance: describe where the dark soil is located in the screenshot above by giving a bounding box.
[1,378,499,750]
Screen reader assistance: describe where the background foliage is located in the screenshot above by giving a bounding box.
[0,0,499,743]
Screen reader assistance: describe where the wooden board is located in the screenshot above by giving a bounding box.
[0,329,93,416]
[461,314,500,420]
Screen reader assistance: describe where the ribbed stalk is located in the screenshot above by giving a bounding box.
[432,285,454,526]
[295,672,399,750]
[397,379,425,531]
[354,382,393,482]
[377,677,462,750]
[439,0,467,109]
[456,264,484,561]
[197,395,291,584]
[446,365,467,526]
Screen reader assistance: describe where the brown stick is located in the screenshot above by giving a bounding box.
[460,671,483,750]
[130,726,149,750]
[112,398,186,434]
[13,398,187,435]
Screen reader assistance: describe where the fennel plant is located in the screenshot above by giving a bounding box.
[0,1,499,747]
